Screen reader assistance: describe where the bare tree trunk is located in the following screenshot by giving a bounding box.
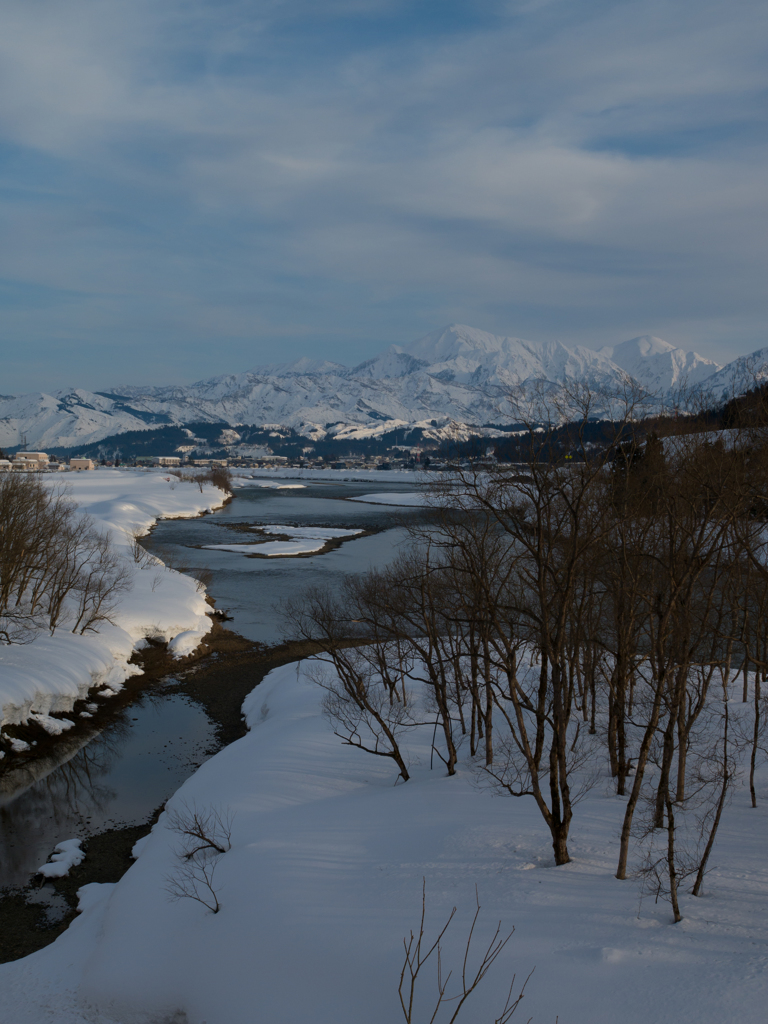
[675,702,688,805]
[692,702,730,896]
[749,676,760,809]
[607,674,619,779]
[616,672,667,879]
[654,693,679,829]
[615,667,629,796]
[666,794,682,923]
[743,658,749,703]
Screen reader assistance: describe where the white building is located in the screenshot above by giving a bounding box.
[11,452,51,471]
[152,456,181,466]
[70,458,96,471]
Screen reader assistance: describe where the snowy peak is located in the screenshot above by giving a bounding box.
[602,336,677,360]
[350,347,429,380]
[402,324,623,389]
[406,324,517,363]
[251,357,348,378]
[599,336,721,392]
[0,388,165,450]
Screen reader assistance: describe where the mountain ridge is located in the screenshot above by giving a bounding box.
[0,324,753,451]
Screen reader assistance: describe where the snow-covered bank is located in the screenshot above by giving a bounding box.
[1,660,765,1024]
[230,466,423,484]
[0,470,227,735]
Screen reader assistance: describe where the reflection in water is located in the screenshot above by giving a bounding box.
[0,694,216,888]
[25,884,70,923]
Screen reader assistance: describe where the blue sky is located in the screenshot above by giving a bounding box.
[0,0,766,392]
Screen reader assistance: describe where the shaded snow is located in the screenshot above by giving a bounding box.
[0,660,764,1024]
[168,630,209,659]
[28,712,75,736]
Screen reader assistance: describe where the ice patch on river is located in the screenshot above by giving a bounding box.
[204,524,363,557]
[255,482,306,489]
[346,491,429,506]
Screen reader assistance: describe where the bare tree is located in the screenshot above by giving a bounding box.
[165,802,234,859]
[445,379,647,865]
[0,475,132,643]
[165,853,223,914]
[71,530,133,634]
[284,586,416,782]
[164,802,234,914]
[399,881,533,1024]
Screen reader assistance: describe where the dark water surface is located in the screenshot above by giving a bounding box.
[144,478,425,644]
[0,477,424,887]
[0,692,214,888]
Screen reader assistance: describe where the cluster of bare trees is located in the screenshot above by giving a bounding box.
[286,380,768,922]
[0,474,131,644]
[167,466,233,493]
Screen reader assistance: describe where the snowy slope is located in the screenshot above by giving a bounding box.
[404,324,625,389]
[599,336,721,393]
[0,389,164,450]
[0,470,226,733]
[0,659,764,1024]
[697,345,768,403]
[0,325,740,450]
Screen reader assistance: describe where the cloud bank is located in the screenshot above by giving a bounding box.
[0,0,765,391]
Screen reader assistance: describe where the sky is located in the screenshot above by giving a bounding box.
[0,0,766,393]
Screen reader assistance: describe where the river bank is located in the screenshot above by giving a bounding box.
[0,470,229,745]
[0,620,325,963]
[0,476,429,964]
[2,654,765,1024]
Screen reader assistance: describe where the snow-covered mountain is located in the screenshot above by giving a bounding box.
[599,336,721,392]
[0,324,749,451]
[696,347,768,404]
[0,389,169,450]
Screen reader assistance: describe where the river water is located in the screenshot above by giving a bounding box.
[144,478,424,644]
[0,478,425,888]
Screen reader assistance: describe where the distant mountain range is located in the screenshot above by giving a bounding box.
[0,324,763,451]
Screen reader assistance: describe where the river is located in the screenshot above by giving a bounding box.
[0,478,426,890]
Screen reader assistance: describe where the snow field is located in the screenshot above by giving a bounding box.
[1,659,765,1024]
[0,469,227,734]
